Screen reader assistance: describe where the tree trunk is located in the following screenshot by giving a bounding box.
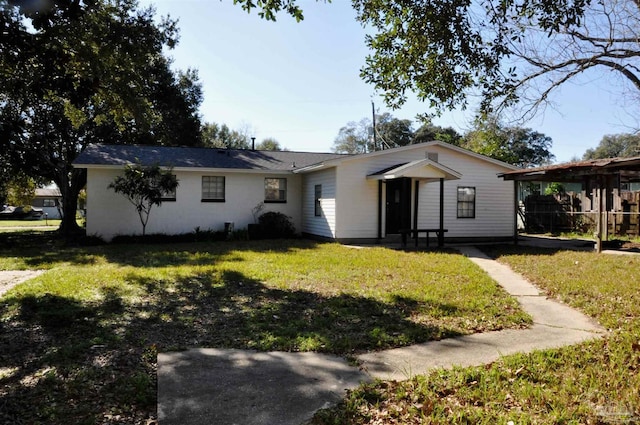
[56,168,86,239]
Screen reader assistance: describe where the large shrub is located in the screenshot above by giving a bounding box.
[258,211,296,239]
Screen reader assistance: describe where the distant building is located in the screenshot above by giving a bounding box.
[33,188,63,219]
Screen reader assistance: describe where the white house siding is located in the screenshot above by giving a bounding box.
[86,168,303,241]
[414,146,514,238]
[301,168,337,238]
[333,148,446,239]
[327,144,514,240]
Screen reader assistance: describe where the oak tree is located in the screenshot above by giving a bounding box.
[1,0,202,237]
[232,0,639,122]
[462,115,555,167]
[583,133,640,159]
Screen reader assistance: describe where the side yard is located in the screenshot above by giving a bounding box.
[312,246,640,424]
[0,232,529,424]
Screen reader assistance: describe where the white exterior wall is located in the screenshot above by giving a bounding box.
[414,146,515,238]
[86,168,302,241]
[301,168,337,238]
[329,144,514,239]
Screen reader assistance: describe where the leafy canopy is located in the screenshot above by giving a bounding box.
[332,111,552,167]
[108,164,179,236]
[463,114,554,167]
[231,0,640,125]
[1,0,202,237]
[583,134,640,160]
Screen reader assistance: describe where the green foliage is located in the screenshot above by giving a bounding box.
[256,137,283,151]
[201,121,250,149]
[332,118,374,154]
[375,112,414,149]
[258,211,296,238]
[234,0,639,127]
[544,182,565,195]
[232,0,309,22]
[108,164,179,236]
[0,0,202,237]
[583,133,640,160]
[462,114,554,167]
[5,173,37,207]
[332,113,458,153]
[413,119,463,145]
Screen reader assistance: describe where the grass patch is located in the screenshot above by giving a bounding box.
[312,246,640,424]
[0,219,62,228]
[0,232,528,424]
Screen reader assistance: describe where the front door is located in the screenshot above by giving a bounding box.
[385,178,411,234]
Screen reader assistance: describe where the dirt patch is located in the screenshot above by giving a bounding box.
[0,270,44,297]
[620,241,640,251]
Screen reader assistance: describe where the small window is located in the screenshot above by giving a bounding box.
[202,176,225,202]
[159,187,176,202]
[265,178,287,203]
[314,184,322,217]
[43,199,56,207]
[457,187,476,218]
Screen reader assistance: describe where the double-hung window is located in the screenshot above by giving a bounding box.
[264,178,287,203]
[314,184,322,217]
[158,177,177,201]
[457,187,476,218]
[202,176,225,202]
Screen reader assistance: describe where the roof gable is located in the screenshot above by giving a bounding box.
[367,159,462,181]
[295,141,520,173]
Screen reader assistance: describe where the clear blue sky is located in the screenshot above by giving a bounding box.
[143,0,635,163]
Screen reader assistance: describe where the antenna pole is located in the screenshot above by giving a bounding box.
[371,100,377,152]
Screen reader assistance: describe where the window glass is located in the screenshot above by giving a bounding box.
[457,187,476,218]
[314,184,322,217]
[202,176,225,201]
[265,178,287,202]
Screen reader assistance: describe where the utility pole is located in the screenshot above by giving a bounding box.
[371,100,378,152]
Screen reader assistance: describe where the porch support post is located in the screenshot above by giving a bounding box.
[377,180,383,242]
[596,176,605,253]
[439,178,444,247]
[513,180,519,245]
[413,180,419,231]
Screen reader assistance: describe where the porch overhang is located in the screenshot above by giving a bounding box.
[367,159,462,181]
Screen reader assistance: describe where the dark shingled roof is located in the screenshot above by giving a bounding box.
[73,144,348,171]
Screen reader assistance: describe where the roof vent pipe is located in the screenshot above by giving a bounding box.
[251,137,256,151]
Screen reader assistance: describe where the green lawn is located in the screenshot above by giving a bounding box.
[0,231,529,424]
[312,245,640,424]
[0,219,61,228]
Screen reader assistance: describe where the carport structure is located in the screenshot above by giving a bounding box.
[499,156,640,252]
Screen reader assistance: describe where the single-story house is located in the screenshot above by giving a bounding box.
[73,142,519,243]
[32,187,63,219]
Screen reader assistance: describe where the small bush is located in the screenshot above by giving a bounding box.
[258,211,296,238]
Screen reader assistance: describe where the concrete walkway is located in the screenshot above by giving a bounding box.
[357,246,606,380]
[157,246,606,425]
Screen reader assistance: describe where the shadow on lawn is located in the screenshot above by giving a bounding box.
[0,268,461,424]
[0,230,324,269]
[132,269,462,353]
[480,243,568,260]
